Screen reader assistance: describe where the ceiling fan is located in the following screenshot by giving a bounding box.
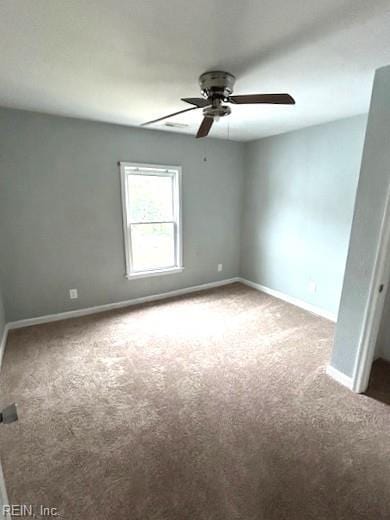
[142,71,295,138]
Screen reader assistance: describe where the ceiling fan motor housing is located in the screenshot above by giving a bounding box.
[199,71,236,100]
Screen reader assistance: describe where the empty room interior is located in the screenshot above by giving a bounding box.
[2,1,390,518]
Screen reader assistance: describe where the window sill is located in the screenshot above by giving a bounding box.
[125,267,184,280]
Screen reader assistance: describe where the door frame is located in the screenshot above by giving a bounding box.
[351,179,390,393]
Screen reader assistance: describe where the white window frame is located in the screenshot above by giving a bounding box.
[119,161,183,280]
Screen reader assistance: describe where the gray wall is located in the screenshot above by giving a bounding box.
[331,66,390,377]
[0,108,244,321]
[240,115,367,317]
[0,106,370,332]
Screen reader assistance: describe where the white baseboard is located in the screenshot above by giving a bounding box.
[7,277,240,330]
[0,325,9,371]
[4,275,335,341]
[238,278,337,322]
[326,364,354,390]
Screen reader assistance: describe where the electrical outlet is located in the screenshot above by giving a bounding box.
[217,264,223,272]
[308,281,317,294]
[69,288,78,299]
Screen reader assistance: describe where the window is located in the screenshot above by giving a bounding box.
[120,162,183,279]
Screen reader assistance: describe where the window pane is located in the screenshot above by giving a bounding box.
[131,223,175,271]
[128,174,173,222]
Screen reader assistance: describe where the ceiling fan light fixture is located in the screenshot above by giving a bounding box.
[203,104,231,120]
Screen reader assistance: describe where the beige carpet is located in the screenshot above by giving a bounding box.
[0,283,389,519]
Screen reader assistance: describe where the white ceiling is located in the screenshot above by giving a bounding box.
[1,0,390,141]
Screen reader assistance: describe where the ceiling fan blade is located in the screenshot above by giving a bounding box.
[181,97,211,108]
[229,93,295,105]
[196,117,214,139]
[141,106,198,126]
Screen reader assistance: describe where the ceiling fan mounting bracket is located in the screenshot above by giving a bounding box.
[199,71,236,100]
